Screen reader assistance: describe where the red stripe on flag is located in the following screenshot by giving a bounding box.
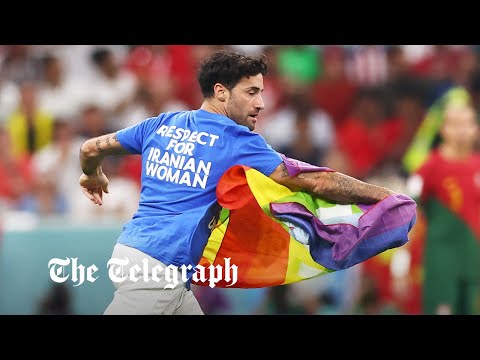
[200,166,291,288]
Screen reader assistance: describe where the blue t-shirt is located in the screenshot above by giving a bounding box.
[115,109,283,279]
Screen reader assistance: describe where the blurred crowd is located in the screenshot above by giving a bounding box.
[1,44,480,315]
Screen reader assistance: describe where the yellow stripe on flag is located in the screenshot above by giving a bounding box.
[202,214,230,264]
[283,238,330,284]
[245,168,295,209]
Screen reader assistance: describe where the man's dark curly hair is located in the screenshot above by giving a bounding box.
[197,51,268,98]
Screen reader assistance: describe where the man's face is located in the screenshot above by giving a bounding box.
[441,105,479,147]
[225,74,265,131]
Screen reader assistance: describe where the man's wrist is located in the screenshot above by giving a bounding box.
[82,166,102,177]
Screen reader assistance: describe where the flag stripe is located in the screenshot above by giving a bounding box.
[194,163,416,288]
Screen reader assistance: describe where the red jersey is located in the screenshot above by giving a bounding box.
[417,150,480,239]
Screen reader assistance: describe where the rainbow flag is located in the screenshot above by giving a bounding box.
[194,157,417,288]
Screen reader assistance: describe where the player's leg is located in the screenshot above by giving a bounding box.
[103,243,189,315]
[172,288,204,315]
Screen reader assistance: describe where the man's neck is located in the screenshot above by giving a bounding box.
[200,100,228,117]
[439,143,473,161]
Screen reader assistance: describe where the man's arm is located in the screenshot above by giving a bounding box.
[79,132,130,175]
[79,132,131,206]
[270,162,395,204]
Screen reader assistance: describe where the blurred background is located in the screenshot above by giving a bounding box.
[0,44,479,315]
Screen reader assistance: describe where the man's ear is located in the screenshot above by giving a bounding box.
[214,83,227,101]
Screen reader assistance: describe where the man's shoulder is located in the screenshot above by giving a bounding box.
[159,109,192,119]
[415,150,442,177]
[137,110,192,126]
[237,129,269,141]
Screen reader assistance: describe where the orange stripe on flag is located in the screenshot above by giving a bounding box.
[197,166,291,288]
[213,195,290,287]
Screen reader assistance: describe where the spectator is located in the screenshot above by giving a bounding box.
[5,80,54,157]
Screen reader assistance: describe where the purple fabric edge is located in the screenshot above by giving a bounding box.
[280,154,333,176]
[270,193,417,261]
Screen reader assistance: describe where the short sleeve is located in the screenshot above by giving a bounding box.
[410,156,434,203]
[406,174,424,200]
[233,131,283,176]
[115,117,160,154]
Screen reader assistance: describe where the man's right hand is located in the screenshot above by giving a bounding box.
[79,171,110,206]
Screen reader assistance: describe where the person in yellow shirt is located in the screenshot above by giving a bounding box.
[5,81,54,157]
